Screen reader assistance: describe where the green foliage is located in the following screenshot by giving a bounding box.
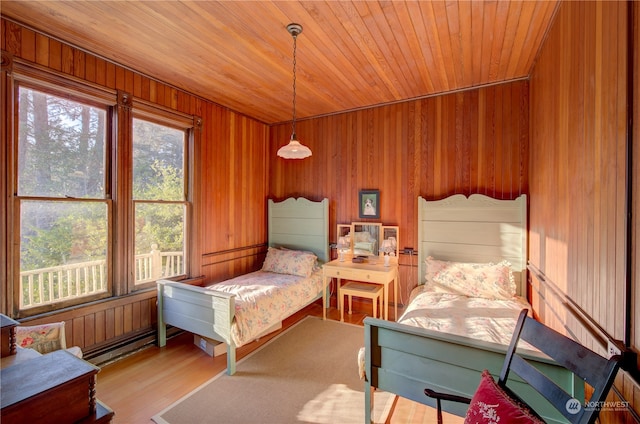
[136,212,183,254]
[18,87,106,199]
[19,89,186,274]
[20,202,108,271]
[134,160,183,201]
[134,160,184,254]
[21,218,73,270]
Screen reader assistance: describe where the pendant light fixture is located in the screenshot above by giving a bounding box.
[277,23,312,159]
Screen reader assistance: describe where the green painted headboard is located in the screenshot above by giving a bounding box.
[417,194,527,295]
[267,197,330,264]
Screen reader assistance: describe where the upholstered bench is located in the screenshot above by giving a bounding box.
[338,282,383,321]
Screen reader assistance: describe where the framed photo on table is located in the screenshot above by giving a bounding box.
[359,189,380,219]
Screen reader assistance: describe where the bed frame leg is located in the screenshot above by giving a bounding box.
[365,383,374,423]
[157,283,167,347]
[227,344,236,375]
[157,325,167,347]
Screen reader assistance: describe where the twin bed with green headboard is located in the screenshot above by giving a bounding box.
[364,194,581,423]
[157,197,329,375]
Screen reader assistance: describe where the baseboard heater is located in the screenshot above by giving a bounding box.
[86,326,182,367]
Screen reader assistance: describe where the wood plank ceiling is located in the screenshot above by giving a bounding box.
[1,1,559,124]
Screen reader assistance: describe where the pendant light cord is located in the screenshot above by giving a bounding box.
[278,23,310,159]
[291,32,297,139]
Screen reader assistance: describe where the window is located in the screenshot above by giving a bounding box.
[8,65,197,317]
[16,86,110,311]
[132,118,187,285]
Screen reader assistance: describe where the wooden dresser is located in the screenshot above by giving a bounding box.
[0,314,114,423]
[0,314,18,358]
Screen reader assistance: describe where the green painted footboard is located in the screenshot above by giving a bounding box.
[364,317,582,424]
[157,280,238,374]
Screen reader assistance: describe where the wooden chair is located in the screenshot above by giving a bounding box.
[424,309,621,424]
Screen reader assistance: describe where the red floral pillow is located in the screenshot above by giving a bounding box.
[464,370,544,424]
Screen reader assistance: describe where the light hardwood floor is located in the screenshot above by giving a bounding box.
[95,301,464,424]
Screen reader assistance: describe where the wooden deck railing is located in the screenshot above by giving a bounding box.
[20,246,183,309]
[134,244,183,284]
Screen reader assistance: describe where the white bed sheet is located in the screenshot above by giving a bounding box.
[206,269,322,347]
[358,285,534,380]
[398,285,533,347]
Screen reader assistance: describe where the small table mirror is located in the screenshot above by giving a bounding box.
[352,222,381,256]
[336,224,352,261]
[336,222,399,264]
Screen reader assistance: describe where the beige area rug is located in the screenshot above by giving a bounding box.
[152,316,395,424]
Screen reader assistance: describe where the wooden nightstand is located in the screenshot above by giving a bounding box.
[322,258,398,320]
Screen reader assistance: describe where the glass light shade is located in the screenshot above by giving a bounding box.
[337,236,349,261]
[277,137,312,159]
[380,239,393,267]
[380,239,393,254]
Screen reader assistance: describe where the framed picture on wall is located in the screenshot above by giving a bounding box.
[359,189,380,219]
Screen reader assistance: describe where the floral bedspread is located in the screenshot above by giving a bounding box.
[398,285,533,347]
[206,270,322,347]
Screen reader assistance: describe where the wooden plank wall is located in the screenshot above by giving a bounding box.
[268,81,529,303]
[634,0,640,370]
[1,18,270,355]
[630,3,640,421]
[528,1,639,421]
[529,0,628,347]
[13,290,157,354]
[199,103,270,283]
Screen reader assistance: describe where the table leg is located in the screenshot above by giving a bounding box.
[393,275,398,321]
[383,283,389,320]
[336,278,343,314]
[373,295,378,319]
[336,278,339,314]
[322,276,328,320]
